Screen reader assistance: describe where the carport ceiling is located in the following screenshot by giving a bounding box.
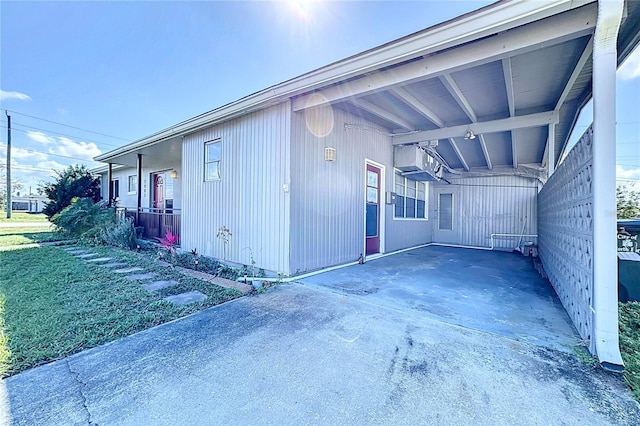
[293,1,640,175]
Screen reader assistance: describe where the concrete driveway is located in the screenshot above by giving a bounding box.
[302,246,580,352]
[3,249,640,425]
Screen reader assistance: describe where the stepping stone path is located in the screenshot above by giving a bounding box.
[143,280,179,291]
[114,267,144,274]
[100,262,128,269]
[164,291,207,306]
[75,253,100,259]
[86,257,112,263]
[126,273,158,281]
[60,245,230,307]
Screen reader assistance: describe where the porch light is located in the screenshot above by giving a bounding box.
[170,170,178,179]
[463,129,476,140]
[325,147,336,162]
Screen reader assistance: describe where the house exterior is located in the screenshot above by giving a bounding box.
[10,194,48,213]
[95,0,640,368]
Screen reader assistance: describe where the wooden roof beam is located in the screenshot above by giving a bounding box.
[350,98,415,130]
[396,110,559,145]
[439,74,477,122]
[390,87,445,127]
[292,3,596,111]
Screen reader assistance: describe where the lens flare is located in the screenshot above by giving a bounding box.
[304,93,334,138]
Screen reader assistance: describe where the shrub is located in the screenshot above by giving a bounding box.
[50,197,137,249]
[100,217,138,249]
[51,198,114,237]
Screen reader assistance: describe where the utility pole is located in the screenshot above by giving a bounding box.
[5,111,11,219]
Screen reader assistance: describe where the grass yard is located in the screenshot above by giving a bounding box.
[0,226,62,247]
[0,245,242,377]
[0,212,48,222]
[619,302,640,402]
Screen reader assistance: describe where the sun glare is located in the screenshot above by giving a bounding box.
[287,0,314,20]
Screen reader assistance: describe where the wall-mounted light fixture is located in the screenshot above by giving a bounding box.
[463,129,476,140]
[170,170,178,179]
[325,147,337,162]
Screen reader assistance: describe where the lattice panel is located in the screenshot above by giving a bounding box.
[538,126,594,345]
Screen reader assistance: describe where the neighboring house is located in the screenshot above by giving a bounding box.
[94,0,640,368]
[11,194,48,213]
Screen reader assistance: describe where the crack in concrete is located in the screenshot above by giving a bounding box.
[66,359,97,426]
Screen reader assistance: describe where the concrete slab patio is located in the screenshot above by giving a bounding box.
[302,246,581,353]
[3,282,638,425]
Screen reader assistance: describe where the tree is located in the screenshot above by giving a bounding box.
[40,165,101,218]
[617,185,640,219]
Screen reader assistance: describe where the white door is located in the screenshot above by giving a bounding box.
[433,187,458,244]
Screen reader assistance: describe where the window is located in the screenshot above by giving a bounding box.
[205,140,221,181]
[128,175,137,194]
[394,170,428,219]
[111,178,120,199]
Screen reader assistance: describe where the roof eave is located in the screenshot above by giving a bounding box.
[94,0,596,164]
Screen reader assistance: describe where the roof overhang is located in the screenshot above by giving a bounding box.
[95,0,639,176]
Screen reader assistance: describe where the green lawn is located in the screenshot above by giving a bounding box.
[0,226,62,247]
[620,302,640,402]
[0,245,242,377]
[0,212,48,222]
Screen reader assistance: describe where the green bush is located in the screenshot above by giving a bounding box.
[51,198,114,237]
[620,302,640,402]
[50,197,137,249]
[100,217,138,249]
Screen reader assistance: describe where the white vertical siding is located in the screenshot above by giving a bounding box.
[433,175,538,249]
[289,106,432,273]
[181,102,291,274]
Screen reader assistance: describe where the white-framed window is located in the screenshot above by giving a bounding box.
[128,175,137,194]
[205,139,222,181]
[111,178,120,199]
[394,169,428,220]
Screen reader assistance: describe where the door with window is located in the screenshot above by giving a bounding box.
[365,164,381,255]
[433,187,458,244]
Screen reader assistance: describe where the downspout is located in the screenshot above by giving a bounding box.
[592,0,624,370]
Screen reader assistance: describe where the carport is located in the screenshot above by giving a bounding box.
[302,246,580,352]
[291,0,640,369]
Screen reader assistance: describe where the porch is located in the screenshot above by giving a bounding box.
[124,208,181,244]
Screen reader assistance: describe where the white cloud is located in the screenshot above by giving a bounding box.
[618,46,640,81]
[51,137,102,161]
[9,147,48,162]
[616,164,640,180]
[36,160,67,171]
[0,90,31,101]
[26,131,55,144]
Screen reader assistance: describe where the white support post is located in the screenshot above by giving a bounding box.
[591,0,624,370]
[547,123,555,176]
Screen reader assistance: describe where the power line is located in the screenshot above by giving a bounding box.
[10,164,58,173]
[0,143,99,163]
[0,123,124,149]
[4,109,130,141]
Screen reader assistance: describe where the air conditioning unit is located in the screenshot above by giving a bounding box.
[393,145,443,181]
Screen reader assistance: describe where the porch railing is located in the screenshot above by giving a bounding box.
[121,207,181,244]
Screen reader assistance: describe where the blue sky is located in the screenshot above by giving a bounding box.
[1,0,639,192]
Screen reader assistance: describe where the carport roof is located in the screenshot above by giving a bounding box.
[95,0,640,175]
